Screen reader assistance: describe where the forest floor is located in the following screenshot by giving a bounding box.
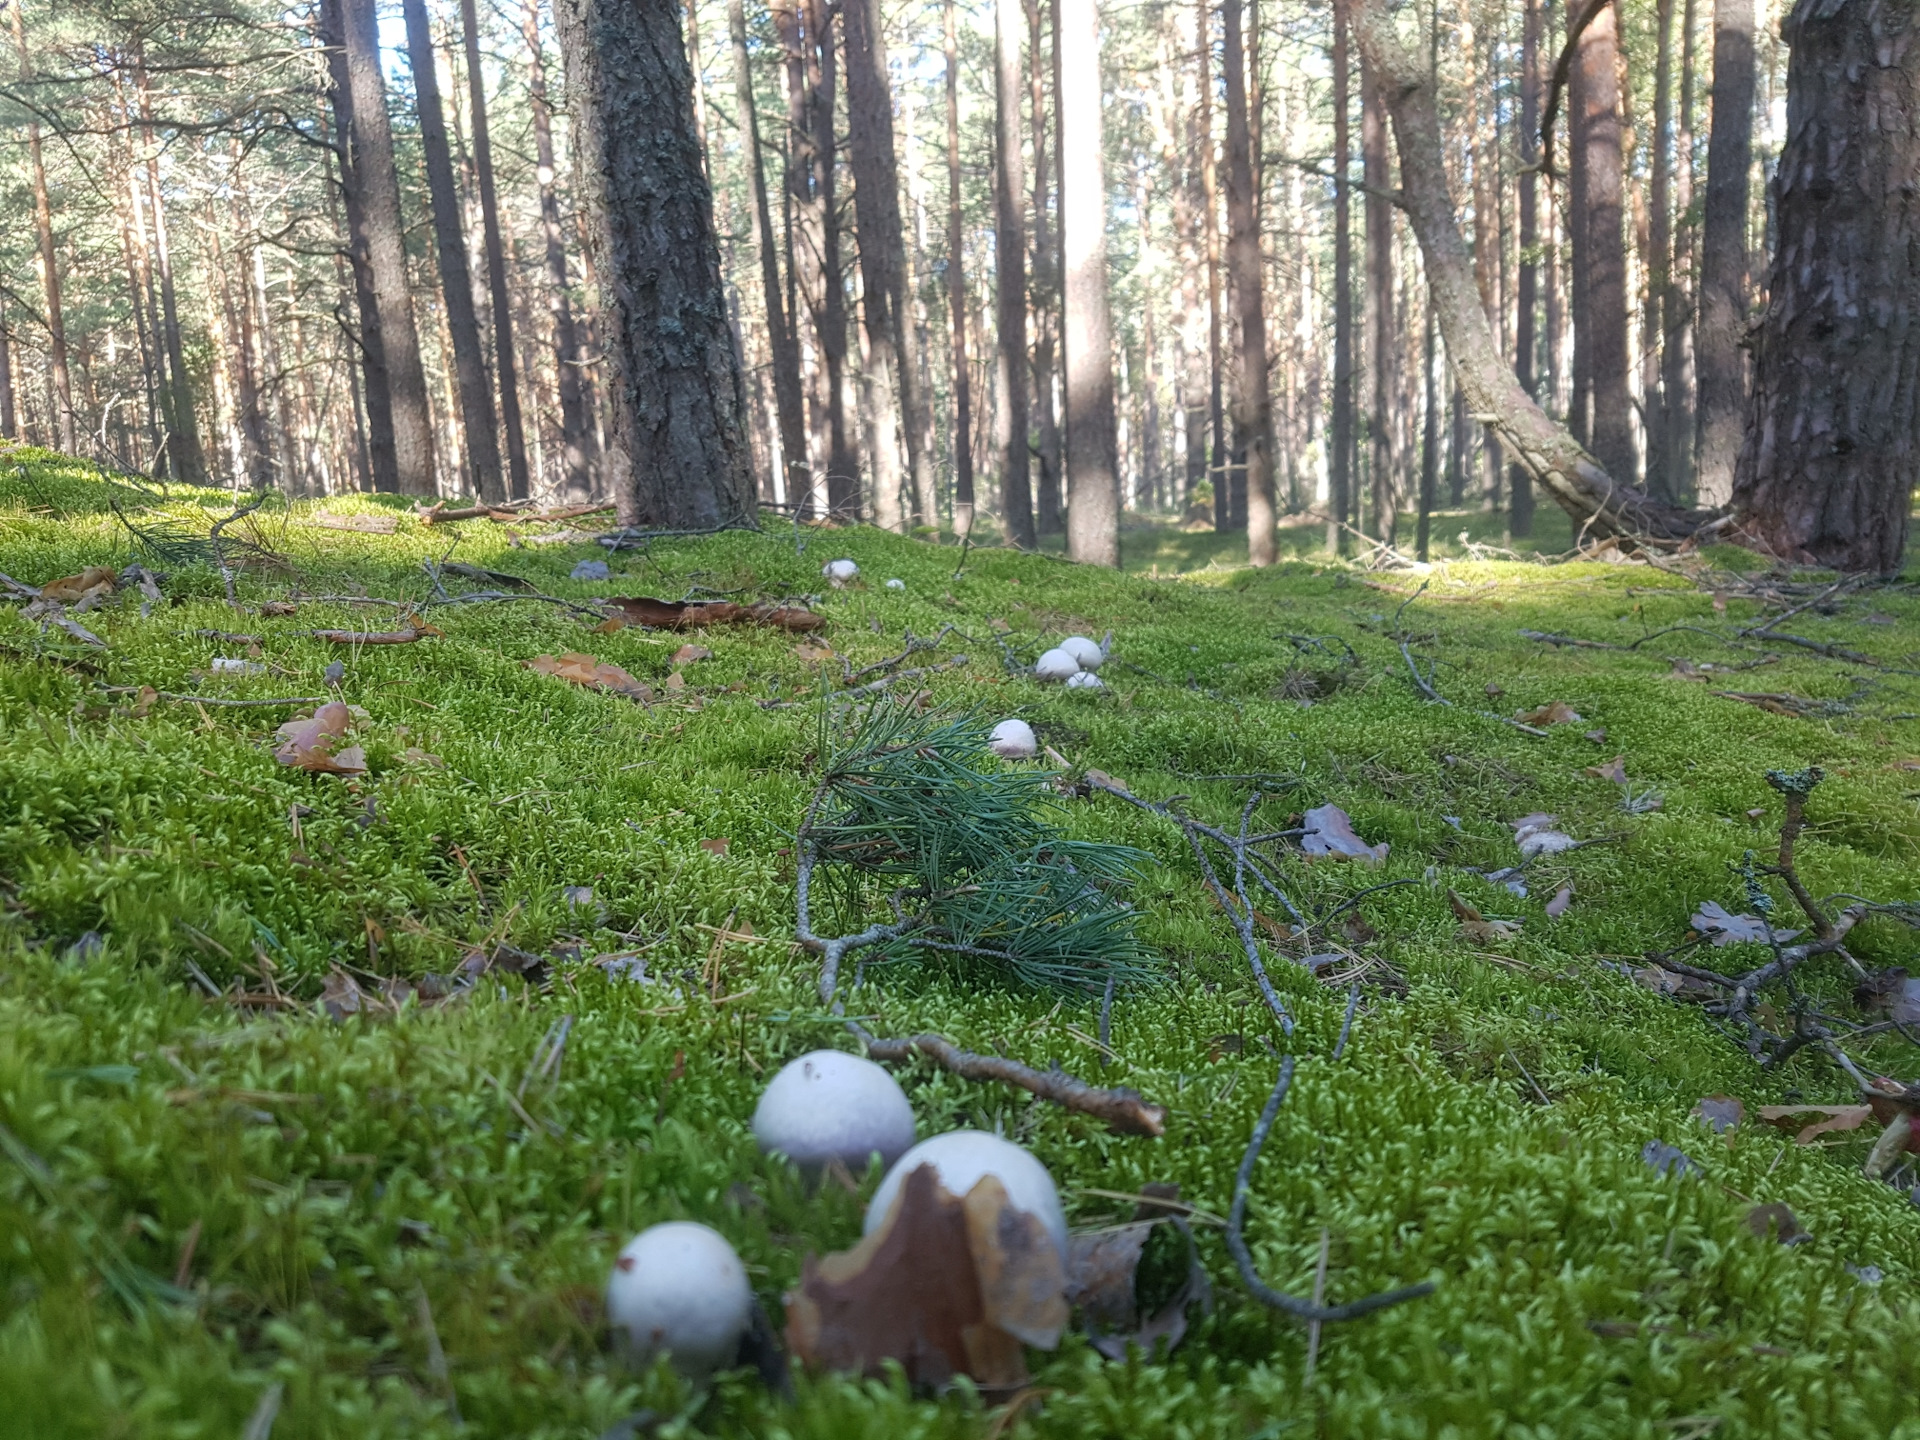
[2,448,1919,1439]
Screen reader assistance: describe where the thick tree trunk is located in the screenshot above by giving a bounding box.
[1511,0,1540,534]
[1059,0,1120,565]
[524,0,593,500]
[1223,0,1275,562]
[1351,0,1709,543]
[552,0,758,527]
[1362,55,1396,543]
[1570,0,1635,485]
[321,0,400,494]
[403,0,503,502]
[1026,0,1064,535]
[730,0,808,508]
[945,0,977,537]
[461,0,531,499]
[343,0,438,494]
[1330,0,1355,553]
[1731,0,1920,574]
[994,0,1036,547]
[1694,0,1755,505]
[12,1,73,453]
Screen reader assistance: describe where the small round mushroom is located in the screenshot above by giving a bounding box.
[885,577,906,590]
[605,1221,754,1378]
[988,718,1038,759]
[863,1130,1066,1259]
[822,558,860,583]
[1064,671,1105,692]
[1059,635,1105,671]
[1033,647,1081,683]
[751,1049,916,1175]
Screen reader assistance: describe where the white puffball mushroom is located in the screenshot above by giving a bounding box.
[751,1049,917,1175]
[822,558,860,583]
[1033,647,1082,682]
[864,1130,1067,1260]
[885,577,906,590]
[1064,671,1105,692]
[988,718,1038,759]
[605,1222,754,1378]
[1059,635,1105,672]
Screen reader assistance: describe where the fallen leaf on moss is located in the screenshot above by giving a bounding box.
[672,644,712,666]
[1585,756,1629,784]
[1755,1103,1875,1144]
[40,567,118,604]
[1690,901,1799,947]
[1745,1202,1808,1244]
[273,702,367,775]
[700,838,730,857]
[1512,813,1576,858]
[794,642,836,663]
[785,1163,1065,1390]
[603,596,825,632]
[1448,889,1518,942]
[1064,1185,1211,1361]
[1300,804,1388,864]
[1693,1096,1744,1133]
[1516,700,1583,726]
[664,671,687,691]
[526,652,653,702]
[1545,884,1574,919]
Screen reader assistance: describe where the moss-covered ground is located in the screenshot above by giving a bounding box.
[2,450,1918,1438]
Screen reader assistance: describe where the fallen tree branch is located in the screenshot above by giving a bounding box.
[96,687,329,708]
[308,627,433,645]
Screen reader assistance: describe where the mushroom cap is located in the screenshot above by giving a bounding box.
[1033,647,1081,682]
[885,577,906,590]
[1064,671,1105,691]
[863,1130,1066,1259]
[1059,635,1105,671]
[988,718,1038,759]
[751,1049,917,1174]
[823,558,860,581]
[605,1222,754,1377]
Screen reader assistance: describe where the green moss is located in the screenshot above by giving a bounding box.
[2,453,1919,1437]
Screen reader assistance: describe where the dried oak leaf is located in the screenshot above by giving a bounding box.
[526,651,653,702]
[40,567,118,604]
[1516,700,1584,726]
[785,1163,1064,1390]
[1690,900,1800,948]
[1300,804,1388,864]
[273,701,367,775]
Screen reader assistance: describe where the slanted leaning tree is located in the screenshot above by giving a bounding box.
[552,0,757,528]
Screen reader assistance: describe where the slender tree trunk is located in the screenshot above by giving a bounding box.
[321,0,399,494]
[731,0,809,508]
[1419,307,1438,558]
[552,0,757,526]
[1511,0,1540,534]
[1330,0,1354,553]
[994,0,1035,547]
[945,0,977,537]
[0,295,14,438]
[1642,0,1675,502]
[459,0,530,499]
[1222,0,1275,564]
[1026,0,1064,535]
[343,0,438,494]
[1694,0,1755,505]
[12,1,73,453]
[1569,0,1635,485]
[1663,0,1697,496]
[1566,0,1590,446]
[1732,0,1919,573]
[1199,0,1227,532]
[523,0,592,499]
[1058,0,1120,564]
[1362,54,1395,543]
[403,0,503,501]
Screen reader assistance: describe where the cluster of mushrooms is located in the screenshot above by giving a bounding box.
[1033,635,1107,690]
[606,1050,1063,1383]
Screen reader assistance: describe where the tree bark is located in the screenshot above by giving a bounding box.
[1222,0,1275,564]
[944,0,977,537]
[1362,54,1396,543]
[523,0,593,500]
[1663,0,1699,497]
[730,0,809,509]
[1059,0,1120,565]
[343,0,439,494]
[1570,0,1635,485]
[1511,0,1541,534]
[1695,0,1755,505]
[1199,0,1227,532]
[1330,0,1355,553]
[994,0,1036,547]
[12,0,74,453]
[1350,0,1709,543]
[403,0,503,502]
[1731,0,1920,574]
[460,0,531,499]
[1026,0,1064,534]
[0,295,14,439]
[1641,0,1675,502]
[552,0,758,527]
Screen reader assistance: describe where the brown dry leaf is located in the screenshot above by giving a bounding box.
[1631,964,1717,1001]
[319,968,366,1021]
[129,685,160,718]
[1065,1224,1153,1332]
[1584,728,1608,744]
[1300,804,1389,864]
[671,644,713,667]
[603,595,826,632]
[1585,756,1630,785]
[785,1164,1063,1390]
[1668,658,1708,681]
[700,837,730,857]
[40,567,118,603]
[1745,1202,1808,1244]
[990,617,1012,634]
[664,671,687,692]
[258,600,298,618]
[1544,884,1574,920]
[398,746,444,767]
[794,641,836,663]
[273,701,368,775]
[526,652,653,702]
[1693,1096,1744,1133]
[1516,700,1584,726]
[1447,889,1518,942]
[1755,1103,1876,1145]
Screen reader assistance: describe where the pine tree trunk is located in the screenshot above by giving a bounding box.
[1663,0,1697,495]
[552,0,757,527]
[1199,0,1227,533]
[343,0,439,494]
[403,0,503,502]
[1222,0,1275,564]
[1059,0,1120,565]
[320,0,400,494]
[1642,0,1675,502]
[1330,0,1355,553]
[1363,54,1395,543]
[1511,0,1540,534]
[0,295,15,438]
[12,1,74,453]
[460,0,530,499]
[1731,0,1920,573]
[1694,0,1755,505]
[994,0,1036,546]
[1571,0,1635,485]
[945,0,977,536]
[523,0,593,500]
[1026,0,1064,535]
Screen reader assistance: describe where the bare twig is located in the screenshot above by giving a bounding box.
[96,686,328,708]
[309,627,431,645]
[1333,986,1361,1061]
